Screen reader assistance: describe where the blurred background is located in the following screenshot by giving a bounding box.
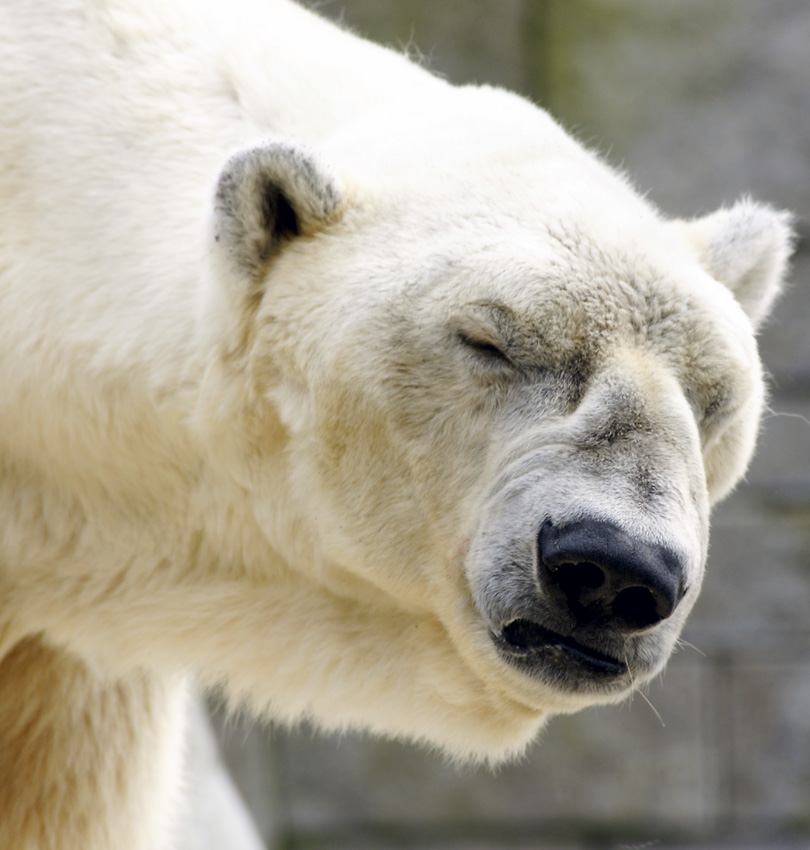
[205,1,810,847]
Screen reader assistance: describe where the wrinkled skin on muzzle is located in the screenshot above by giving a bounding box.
[466,362,709,697]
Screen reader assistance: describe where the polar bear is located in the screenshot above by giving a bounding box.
[0,0,792,846]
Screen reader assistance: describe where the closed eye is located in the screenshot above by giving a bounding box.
[457,331,512,364]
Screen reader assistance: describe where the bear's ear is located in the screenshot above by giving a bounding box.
[213,141,343,288]
[678,199,795,330]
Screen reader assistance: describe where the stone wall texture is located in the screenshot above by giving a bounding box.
[211,1,810,847]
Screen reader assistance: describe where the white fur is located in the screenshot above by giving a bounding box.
[675,199,794,329]
[0,0,792,847]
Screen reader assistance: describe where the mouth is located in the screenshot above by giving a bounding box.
[496,618,628,679]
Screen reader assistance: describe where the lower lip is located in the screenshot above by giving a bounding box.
[546,636,627,677]
[498,620,628,678]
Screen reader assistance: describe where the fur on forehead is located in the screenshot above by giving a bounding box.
[324,92,792,341]
[325,84,634,200]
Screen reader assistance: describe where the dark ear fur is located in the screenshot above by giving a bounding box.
[213,141,343,287]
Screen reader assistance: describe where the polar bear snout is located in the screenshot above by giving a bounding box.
[537,518,687,634]
[488,515,692,689]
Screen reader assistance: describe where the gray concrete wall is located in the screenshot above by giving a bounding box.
[211,1,810,847]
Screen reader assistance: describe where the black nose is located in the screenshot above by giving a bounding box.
[537,519,686,632]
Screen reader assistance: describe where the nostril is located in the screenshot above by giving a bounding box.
[567,562,605,590]
[611,586,661,630]
[537,518,686,633]
[553,561,605,603]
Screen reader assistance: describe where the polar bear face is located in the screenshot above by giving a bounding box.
[204,89,791,748]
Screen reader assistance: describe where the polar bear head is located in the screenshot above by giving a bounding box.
[201,87,792,758]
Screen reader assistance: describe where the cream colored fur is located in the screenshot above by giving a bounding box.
[0,0,792,847]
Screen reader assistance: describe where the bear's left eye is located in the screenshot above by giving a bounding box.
[457,331,512,365]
